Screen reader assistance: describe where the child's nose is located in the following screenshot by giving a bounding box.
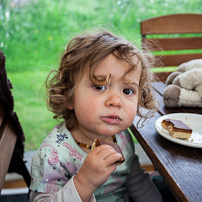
[105,94,122,108]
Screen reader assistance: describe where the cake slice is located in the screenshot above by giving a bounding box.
[91,138,125,164]
[161,119,192,139]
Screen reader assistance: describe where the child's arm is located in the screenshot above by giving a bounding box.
[29,177,95,202]
[126,154,163,202]
[74,144,123,202]
[29,144,122,202]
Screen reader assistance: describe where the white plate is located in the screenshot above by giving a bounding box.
[155,113,202,148]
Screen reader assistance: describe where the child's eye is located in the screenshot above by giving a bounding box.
[92,85,106,91]
[123,88,135,95]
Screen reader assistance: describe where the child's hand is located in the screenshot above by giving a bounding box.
[73,145,122,201]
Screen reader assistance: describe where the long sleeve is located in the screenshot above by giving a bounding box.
[126,154,163,202]
[29,176,96,202]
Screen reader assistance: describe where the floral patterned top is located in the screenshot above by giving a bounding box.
[29,122,163,202]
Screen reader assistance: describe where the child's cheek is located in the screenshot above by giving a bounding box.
[76,102,98,124]
[126,103,137,122]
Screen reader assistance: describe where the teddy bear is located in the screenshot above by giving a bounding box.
[163,59,202,107]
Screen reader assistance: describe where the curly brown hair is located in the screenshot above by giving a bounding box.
[45,28,157,129]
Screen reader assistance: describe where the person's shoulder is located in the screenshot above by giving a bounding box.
[117,129,132,140]
[41,122,71,146]
[32,123,76,166]
[122,129,131,136]
[116,129,135,151]
[34,122,72,156]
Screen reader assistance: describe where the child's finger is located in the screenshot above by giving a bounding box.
[97,147,118,160]
[94,146,123,166]
[104,152,123,165]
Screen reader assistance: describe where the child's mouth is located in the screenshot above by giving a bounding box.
[101,115,121,124]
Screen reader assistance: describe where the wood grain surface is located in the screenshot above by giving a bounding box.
[130,82,202,202]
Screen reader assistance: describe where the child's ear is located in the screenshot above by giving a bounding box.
[67,102,74,110]
[63,91,74,110]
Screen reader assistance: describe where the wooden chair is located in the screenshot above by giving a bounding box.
[0,50,31,194]
[141,13,202,82]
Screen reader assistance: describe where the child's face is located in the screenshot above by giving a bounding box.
[68,54,141,138]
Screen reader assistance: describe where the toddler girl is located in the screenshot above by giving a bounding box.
[29,29,163,202]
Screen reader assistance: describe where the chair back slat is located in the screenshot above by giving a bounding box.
[154,53,202,67]
[141,14,202,34]
[143,37,202,51]
[141,14,202,82]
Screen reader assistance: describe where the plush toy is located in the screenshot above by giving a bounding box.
[163,59,202,107]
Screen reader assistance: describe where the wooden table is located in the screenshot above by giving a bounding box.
[130,82,202,202]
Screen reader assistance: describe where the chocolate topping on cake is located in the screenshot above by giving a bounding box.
[163,119,192,132]
[161,119,192,139]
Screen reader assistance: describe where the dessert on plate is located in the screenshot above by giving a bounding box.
[161,119,192,139]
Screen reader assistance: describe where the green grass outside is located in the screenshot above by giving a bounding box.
[1,0,202,151]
